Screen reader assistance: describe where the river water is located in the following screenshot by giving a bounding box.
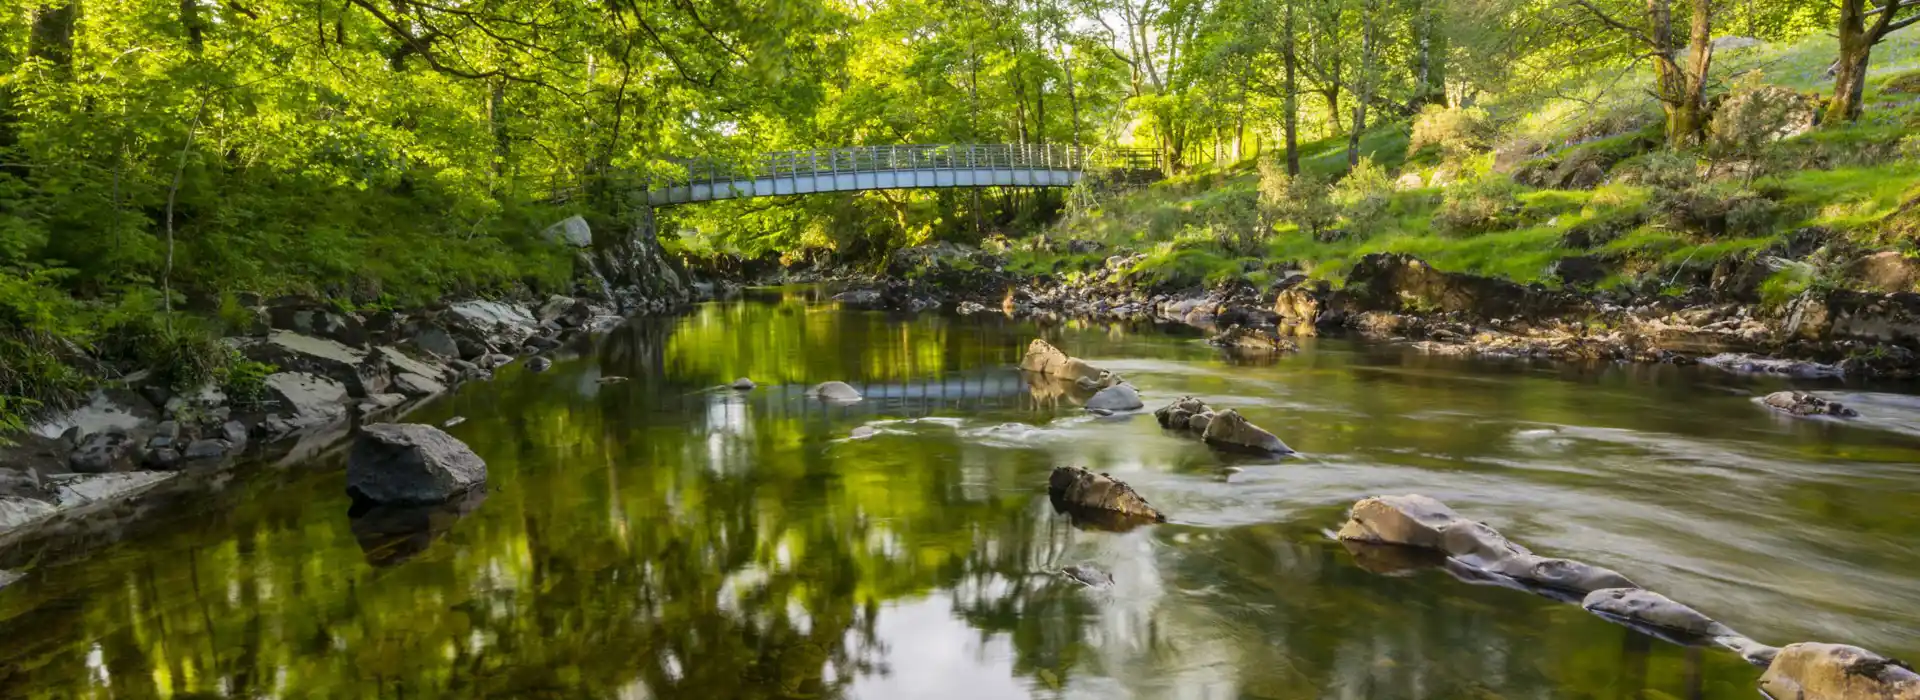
[3,287,1919,698]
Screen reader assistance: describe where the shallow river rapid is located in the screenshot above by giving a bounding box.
[4,287,1919,699]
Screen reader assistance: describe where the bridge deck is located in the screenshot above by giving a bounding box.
[643,144,1156,206]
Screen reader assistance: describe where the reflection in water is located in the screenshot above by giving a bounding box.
[1,289,1918,698]
[349,488,490,567]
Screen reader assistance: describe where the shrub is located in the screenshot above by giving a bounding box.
[0,395,35,447]
[103,314,232,392]
[1409,105,1499,163]
[1434,174,1522,236]
[1258,158,1338,238]
[1331,158,1396,232]
[221,356,277,404]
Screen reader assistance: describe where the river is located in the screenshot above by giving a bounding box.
[2,287,1918,698]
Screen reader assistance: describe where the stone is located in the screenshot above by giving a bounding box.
[1758,643,1920,700]
[261,372,351,435]
[1200,409,1294,455]
[1549,256,1609,288]
[833,289,883,307]
[182,439,232,461]
[957,301,990,315]
[1762,391,1858,417]
[1336,495,1463,550]
[414,325,462,359]
[1060,564,1114,588]
[526,357,553,372]
[1711,84,1817,147]
[1086,384,1144,412]
[346,423,488,505]
[807,381,863,402]
[1208,324,1297,352]
[0,468,43,500]
[1019,339,1119,388]
[220,420,248,448]
[1154,397,1210,430]
[1700,353,1844,379]
[1582,589,1731,639]
[731,377,755,391]
[29,388,158,441]
[376,346,451,384]
[48,471,177,506]
[393,372,446,399]
[1186,410,1214,433]
[69,431,136,474]
[144,447,182,470]
[1047,466,1164,522]
[479,353,515,370]
[542,215,593,248]
[243,331,391,398]
[1848,251,1920,293]
[0,497,58,532]
[266,299,369,348]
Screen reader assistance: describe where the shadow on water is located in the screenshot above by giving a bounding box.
[0,290,1917,698]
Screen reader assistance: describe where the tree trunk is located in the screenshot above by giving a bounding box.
[1283,0,1300,175]
[489,78,510,185]
[1349,0,1377,168]
[29,1,79,73]
[1646,0,1714,147]
[180,0,205,53]
[1828,0,1873,124]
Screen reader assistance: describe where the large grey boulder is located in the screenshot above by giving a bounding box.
[413,325,462,360]
[243,331,391,398]
[1047,466,1164,523]
[260,372,351,436]
[807,381,863,402]
[542,215,593,248]
[1759,643,1920,700]
[346,423,488,505]
[69,431,137,474]
[1086,385,1144,412]
[1201,409,1294,455]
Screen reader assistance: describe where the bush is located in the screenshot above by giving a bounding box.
[0,395,35,447]
[103,314,232,393]
[1258,158,1338,238]
[221,356,277,404]
[1409,105,1500,163]
[1331,158,1396,232]
[1434,174,1522,236]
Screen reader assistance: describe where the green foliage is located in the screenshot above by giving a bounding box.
[0,395,35,447]
[1259,158,1338,239]
[1331,158,1396,233]
[1435,174,1522,236]
[221,357,278,405]
[1409,105,1499,163]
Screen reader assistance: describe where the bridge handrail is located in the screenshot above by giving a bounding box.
[655,144,1157,189]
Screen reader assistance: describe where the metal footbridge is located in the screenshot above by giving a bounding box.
[643,144,1158,206]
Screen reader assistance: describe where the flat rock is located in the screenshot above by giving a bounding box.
[0,497,58,532]
[48,471,177,506]
[1337,495,1464,550]
[1047,466,1164,522]
[29,388,158,440]
[347,423,488,504]
[1759,643,1920,700]
[1582,588,1732,638]
[1762,391,1858,417]
[376,346,451,383]
[261,372,351,435]
[1340,495,1642,595]
[1019,339,1120,388]
[1086,385,1144,412]
[245,331,391,397]
[1061,564,1114,588]
[807,381,863,402]
[393,372,447,398]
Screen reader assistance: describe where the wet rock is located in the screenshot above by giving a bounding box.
[1047,466,1164,522]
[393,372,447,398]
[1085,385,1144,412]
[478,353,515,370]
[414,325,462,359]
[346,423,488,505]
[1344,253,1577,321]
[1060,564,1114,588]
[1018,339,1120,388]
[1154,396,1211,430]
[1762,391,1858,418]
[807,381,863,402]
[526,357,552,372]
[0,497,58,532]
[1548,256,1610,289]
[266,299,369,348]
[731,377,756,391]
[69,431,136,474]
[0,468,44,501]
[182,439,232,461]
[1582,589,1731,638]
[1186,410,1215,433]
[1274,283,1325,326]
[47,471,177,507]
[1758,643,1920,700]
[1207,325,1298,353]
[957,301,990,315]
[144,447,182,470]
[357,393,408,414]
[260,372,351,436]
[1338,495,1640,595]
[1700,353,1844,379]
[1200,409,1293,455]
[1846,251,1920,293]
[376,346,452,384]
[833,289,883,308]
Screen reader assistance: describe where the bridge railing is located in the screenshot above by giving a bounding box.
[655,144,1159,189]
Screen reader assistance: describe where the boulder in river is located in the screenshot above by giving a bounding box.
[1580,588,1777,664]
[1758,643,1920,700]
[1019,339,1121,389]
[1154,396,1210,430]
[807,381,863,402]
[1047,466,1164,523]
[1338,495,1641,596]
[1085,384,1144,412]
[1207,324,1297,353]
[1762,391,1858,417]
[1060,564,1114,588]
[346,423,488,505]
[731,377,756,391]
[1201,409,1294,455]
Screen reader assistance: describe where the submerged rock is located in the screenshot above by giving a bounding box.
[1582,588,1731,638]
[526,357,552,373]
[1060,564,1114,588]
[1762,391,1858,417]
[807,381,863,402]
[1337,495,1639,595]
[1085,385,1144,412]
[1047,466,1164,523]
[1758,643,1920,700]
[731,377,756,391]
[1201,409,1294,455]
[1207,324,1298,353]
[346,423,488,505]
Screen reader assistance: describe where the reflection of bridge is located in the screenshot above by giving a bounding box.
[644,144,1159,206]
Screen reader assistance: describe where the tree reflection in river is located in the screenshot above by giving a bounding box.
[2,293,1918,698]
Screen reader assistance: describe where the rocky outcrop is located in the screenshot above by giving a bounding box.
[1341,253,1581,321]
[1018,339,1123,389]
[1154,397,1293,455]
[542,215,593,248]
[265,298,368,348]
[260,372,352,437]
[1047,466,1164,523]
[1336,495,1638,596]
[1758,643,1920,700]
[346,423,488,505]
[807,381,863,402]
[242,331,391,398]
[1085,385,1144,412]
[1762,391,1858,417]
